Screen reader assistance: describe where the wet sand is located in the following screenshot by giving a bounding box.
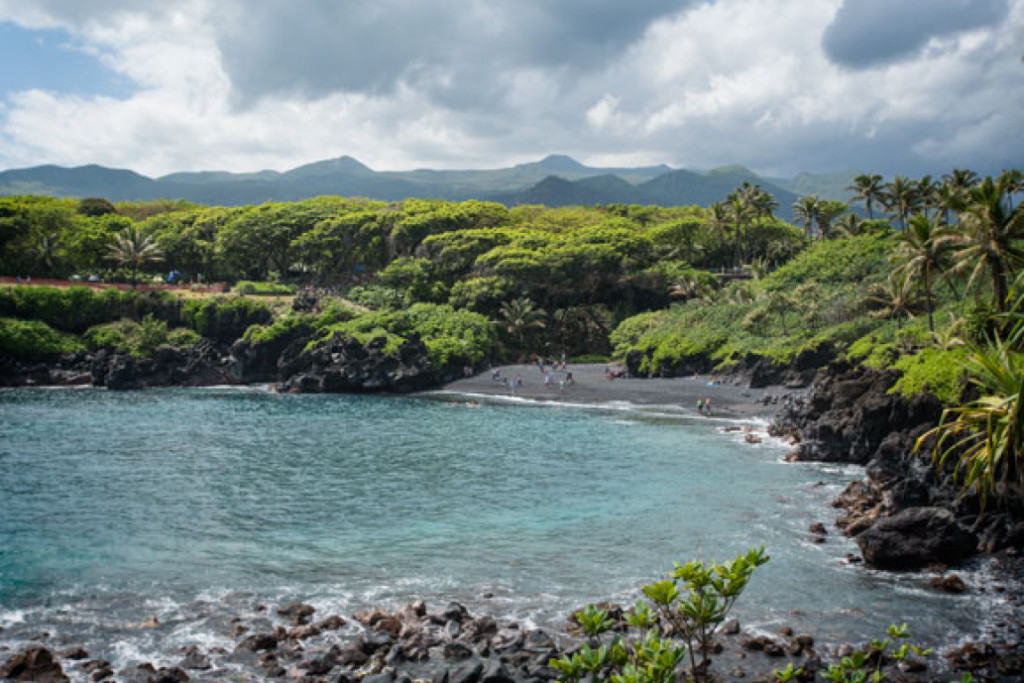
[432,363,800,421]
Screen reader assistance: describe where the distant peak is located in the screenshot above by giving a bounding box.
[285,156,374,177]
[705,164,758,177]
[525,154,588,172]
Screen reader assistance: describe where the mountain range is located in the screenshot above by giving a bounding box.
[0,154,857,220]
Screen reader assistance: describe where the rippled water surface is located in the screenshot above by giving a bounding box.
[0,387,997,670]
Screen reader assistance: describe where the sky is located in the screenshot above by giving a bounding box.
[0,0,1021,179]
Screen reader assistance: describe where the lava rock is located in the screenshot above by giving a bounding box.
[856,507,978,570]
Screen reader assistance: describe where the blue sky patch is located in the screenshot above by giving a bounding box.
[0,22,135,101]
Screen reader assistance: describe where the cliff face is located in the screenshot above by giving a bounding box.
[771,360,1024,569]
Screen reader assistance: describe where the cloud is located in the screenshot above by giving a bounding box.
[212,0,685,107]
[0,0,1020,178]
[822,0,1010,69]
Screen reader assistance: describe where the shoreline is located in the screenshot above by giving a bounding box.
[432,363,800,421]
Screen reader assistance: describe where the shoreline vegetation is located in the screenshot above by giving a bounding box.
[2,166,1023,680]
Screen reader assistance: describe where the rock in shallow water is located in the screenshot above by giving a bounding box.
[0,647,67,681]
[855,507,978,570]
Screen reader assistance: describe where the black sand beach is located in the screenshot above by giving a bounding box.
[433,363,796,420]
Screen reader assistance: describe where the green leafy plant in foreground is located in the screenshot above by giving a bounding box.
[817,623,937,683]
[915,335,1024,506]
[550,546,768,683]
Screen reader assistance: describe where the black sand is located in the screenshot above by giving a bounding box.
[431,363,798,421]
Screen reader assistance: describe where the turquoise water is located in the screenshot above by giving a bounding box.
[0,387,995,668]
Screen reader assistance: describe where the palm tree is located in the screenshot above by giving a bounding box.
[107,226,164,285]
[31,232,62,275]
[948,176,1024,312]
[814,200,848,239]
[497,297,546,351]
[892,214,956,333]
[916,336,1024,506]
[847,173,885,219]
[933,181,963,227]
[670,273,715,300]
[834,212,862,237]
[867,274,924,328]
[917,175,938,218]
[726,197,754,268]
[998,168,1024,211]
[884,175,918,230]
[947,168,980,194]
[792,195,820,238]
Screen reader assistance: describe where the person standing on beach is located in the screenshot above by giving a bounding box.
[704,397,712,416]
[697,398,703,415]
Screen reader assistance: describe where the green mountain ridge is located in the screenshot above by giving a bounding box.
[0,155,855,216]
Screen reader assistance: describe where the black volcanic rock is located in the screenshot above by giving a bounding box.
[856,507,978,570]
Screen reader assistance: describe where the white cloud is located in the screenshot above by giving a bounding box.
[0,0,1020,178]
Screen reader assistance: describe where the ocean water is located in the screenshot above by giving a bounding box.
[0,386,1002,672]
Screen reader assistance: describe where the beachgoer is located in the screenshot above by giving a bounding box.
[492,368,501,381]
[697,398,703,415]
[565,371,574,385]
[704,397,712,415]
[515,374,523,387]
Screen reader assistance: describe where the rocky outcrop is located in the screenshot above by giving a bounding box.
[625,343,836,389]
[90,340,231,390]
[768,360,1010,569]
[771,359,943,465]
[0,647,68,681]
[855,507,978,569]
[275,332,437,393]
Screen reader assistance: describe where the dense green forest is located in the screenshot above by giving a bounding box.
[0,169,1020,383]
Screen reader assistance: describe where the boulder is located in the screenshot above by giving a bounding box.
[234,633,278,652]
[856,507,978,570]
[0,647,68,681]
[276,602,315,625]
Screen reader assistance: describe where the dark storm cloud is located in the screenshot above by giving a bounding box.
[213,0,686,104]
[822,0,1009,69]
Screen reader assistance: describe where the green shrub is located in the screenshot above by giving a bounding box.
[891,346,970,404]
[0,285,179,333]
[0,317,85,359]
[551,547,769,683]
[167,327,201,348]
[311,303,495,368]
[232,280,297,296]
[181,296,272,342]
[85,316,199,357]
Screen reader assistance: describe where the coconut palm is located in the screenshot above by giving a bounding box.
[867,274,924,327]
[813,200,848,239]
[791,195,820,238]
[916,336,1024,506]
[834,212,862,237]
[933,181,964,227]
[892,214,956,333]
[31,232,62,274]
[947,168,980,194]
[107,226,164,285]
[847,173,885,219]
[496,296,546,351]
[883,175,918,230]
[999,168,1024,211]
[916,175,938,217]
[948,176,1024,312]
[725,197,755,268]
